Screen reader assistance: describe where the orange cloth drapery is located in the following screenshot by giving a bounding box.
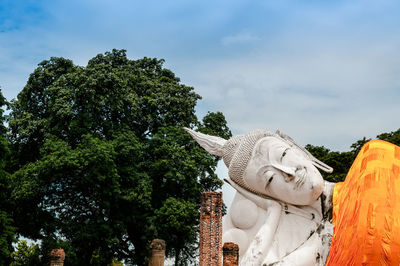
[327,140,400,265]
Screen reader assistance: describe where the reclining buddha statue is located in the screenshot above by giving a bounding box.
[185,128,400,265]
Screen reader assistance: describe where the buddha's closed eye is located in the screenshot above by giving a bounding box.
[281,148,289,160]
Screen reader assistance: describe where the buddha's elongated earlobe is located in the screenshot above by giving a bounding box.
[184,127,227,157]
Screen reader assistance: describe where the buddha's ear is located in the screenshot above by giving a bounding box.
[184,127,226,157]
[275,130,333,173]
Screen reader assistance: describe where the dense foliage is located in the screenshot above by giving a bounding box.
[10,240,40,266]
[7,50,231,265]
[0,89,15,266]
[306,132,400,183]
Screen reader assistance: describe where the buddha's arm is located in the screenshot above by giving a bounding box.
[241,206,281,265]
[263,232,325,266]
[225,177,281,264]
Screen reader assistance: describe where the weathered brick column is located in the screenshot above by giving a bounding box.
[49,249,65,266]
[148,239,166,266]
[223,242,239,266]
[199,191,223,266]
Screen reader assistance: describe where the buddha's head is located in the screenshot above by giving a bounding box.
[185,128,332,205]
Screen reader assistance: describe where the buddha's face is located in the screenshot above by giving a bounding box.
[243,136,324,205]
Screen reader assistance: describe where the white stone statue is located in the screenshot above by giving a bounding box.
[185,128,335,265]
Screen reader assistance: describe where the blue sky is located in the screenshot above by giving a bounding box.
[2,0,400,204]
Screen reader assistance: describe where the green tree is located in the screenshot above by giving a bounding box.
[307,129,400,183]
[305,144,354,183]
[377,129,400,146]
[349,136,371,157]
[0,211,14,265]
[8,50,231,265]
[0,88,15,265]
[10,240,40,266]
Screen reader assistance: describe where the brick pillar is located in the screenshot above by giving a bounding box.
[148,239,166,266]
[199,191,223,266]
[223,242,239,266]
[49,249,65,266]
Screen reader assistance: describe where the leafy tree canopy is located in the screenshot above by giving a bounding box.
[10,240,40,266]
[306,130,400,183]
[0,88,15,266]
[8,49,231,265]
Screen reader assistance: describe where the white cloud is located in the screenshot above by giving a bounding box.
[186,36,400,153]
[221,32,260,46]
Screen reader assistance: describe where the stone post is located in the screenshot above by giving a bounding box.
[49,249,65,266]
[199,191,223,266]
[223,242,239,266]
[148,239,166,266]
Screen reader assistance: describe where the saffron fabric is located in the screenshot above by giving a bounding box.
[327,140,400,265]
